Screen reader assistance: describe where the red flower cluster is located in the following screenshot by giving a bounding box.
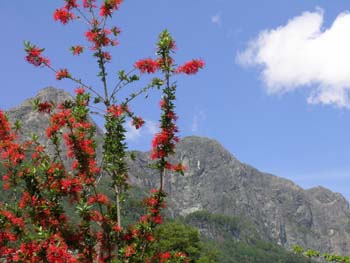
[158,251,171,262]
[25,46,50,67]
[53,7,75,24]
[0,110,11,142]
[65,0,79,9]
[88,193,109,205]
[46,109,73,138]
[165,162,186,173]
[132,116,145,129]
[74,87,85,95]
[0,111,26,170]
[37,101,53,113]
[134,58,159,73]
[100,0,122,17]
[176,59,205,75]
[107,104,124,117]
[70,45,84,55]
[151,130,178,160]
[53,0,78,24]
[151,98,179,161]
[60,176,82,196]
[124,244,136,257]
[46,235,78,263]
[101,51,112,61]
[1,210,25,228]
[56,68,70,80]
[85,28,117,50]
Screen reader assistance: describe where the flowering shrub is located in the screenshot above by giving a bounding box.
[0,1,203,262]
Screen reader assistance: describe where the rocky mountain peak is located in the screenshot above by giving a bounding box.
[9,87,72,114]
[35,86,72,103]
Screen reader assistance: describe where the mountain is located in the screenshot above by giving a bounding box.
[5,87,350,257]
[128,136,350,255]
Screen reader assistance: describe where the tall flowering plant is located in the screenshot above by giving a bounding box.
[0,0,204,262]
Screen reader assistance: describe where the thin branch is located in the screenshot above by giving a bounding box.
[44,62,103,99]
[75,7,92,26]
[110,68,137,100]
[122,81,160,105]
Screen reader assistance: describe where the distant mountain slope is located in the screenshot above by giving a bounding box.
[5,87,350,256]
[128,136,350,255]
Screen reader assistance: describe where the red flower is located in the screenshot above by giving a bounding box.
[107,104,124,117]
[85,29,112,49]
[112,224,123,233]
[125,244,136,257]
[65,0,79,9]
[99,0,122,17]
[25,46,50,67]
[85,30,98,42]
[38,102,53,113]
[0,110,12,141]
[170,163,187,173]
[159,251,171,262]
[151,131,170,149]
[151,214,163,224]
[176,59,205,75]
[159,99,167,109]
[70,45,84,55]
[101,51,112,61]
[53,8,74,24]
[56,69,70,80]
[146,197,158,207]
[132,117,145,129]
[88,193,109,205]
[100,4,112,17]
[134,58,159,74]
[74,87,85,95]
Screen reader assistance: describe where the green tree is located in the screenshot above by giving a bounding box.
[152,221,219,263]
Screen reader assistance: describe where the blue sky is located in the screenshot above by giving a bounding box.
[1,1,350,199]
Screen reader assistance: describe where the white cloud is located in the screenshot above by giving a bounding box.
[144,120,159,135]
[191,110,206,132]
[125,119,159,142]
[211,14,222,25]
[237,8,350,108]
[125,120,141,141]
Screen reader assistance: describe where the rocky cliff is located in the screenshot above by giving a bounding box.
[5,87,350,255]
[128,136,350,255]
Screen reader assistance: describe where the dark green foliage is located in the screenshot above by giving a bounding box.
[210,239,315,263]
[184,210,259,242]
[183,211,315,263]
[152,221,219,263]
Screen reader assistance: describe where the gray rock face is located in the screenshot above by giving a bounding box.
[6,87,350,255]
[7,87,73,145]
[128,137,350,255]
